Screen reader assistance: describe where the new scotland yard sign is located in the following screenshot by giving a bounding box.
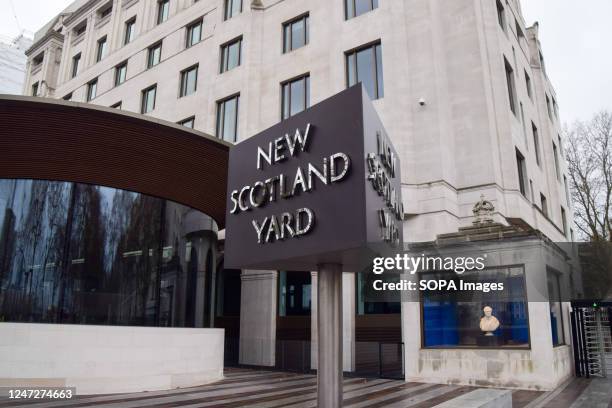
[224,85,403,271]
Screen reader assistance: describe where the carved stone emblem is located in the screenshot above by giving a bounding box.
[472,194,494,225]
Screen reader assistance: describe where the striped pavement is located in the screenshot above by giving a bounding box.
[0,368,609,407]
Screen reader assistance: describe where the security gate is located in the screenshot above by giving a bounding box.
[571,303,612,377]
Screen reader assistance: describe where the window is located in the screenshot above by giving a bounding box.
[421,266,529,348]
[110,101,122,109]
[529,180,535,202]
[561,207,567,235]
[278,271,311,316]
[63,93,72,101]
[147,42,162,68]
[31,82,39,96]
[283,14,309,53]
[546,94,553,120]
[281,74,310,120]
[98,3,112,19]
[515,20,525,43]
[96,36,107,62]
[516,149,527,197]
[32,52,44,67]
[504,57,517,115]
[141,84,157,113]
[71,53,81,78]
[179,64,198,97]
[178,116,195,128]
[124,18,136,45]
[547,270,565,346]
[496,0,505,30]
[524,70,532,99]
[157,0,170,25]
[114,61,127,86]
[540,193,548,216]
[345,0,378,20]
[86,78,98,101]
[74,22,87,36]
[220,37,242,73]
[519,102,527,145]
[216,94,239,142]
[186,19,203,48]
[553,142,560,180]
[539,51,546,75]
[224,0,242,20]
[563,175,570,207]
[532,122,541,166]
[346,42,384,100]
[356,272,400,314]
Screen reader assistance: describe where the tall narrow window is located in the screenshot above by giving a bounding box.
[504,57,517,115]
[178,116,195,128]
[553,142,560,180]
[96,36,107,62]
[281,74,310,120]
[345,0,378,20]
[220,37,242,73]
[141,84,157,113]
[124,18,136,45]
[346,42,384,100]
[539,51,546,75]
[115,61,128,86]
[563,175,570,207]
[31,82,39,96]
[540,193,548,216]
[98,3,112,19]
[496,0,505,30]
[278,271,311,316]
[71,53,81,78]
[216,94,239,143]
[147,42,162,68]
[87,78,98,101]
[283,14,309,53]
[524,70,532,99]
[546,94,553,120]
[520,102,527,146]
[561,207,567,235]
[516,149,527,197]
[179,64,198,97]
[74,22,87,36]
[157,0,170,25]
[532,122,541,166]
[186,19,203,48]
[224,0,242,20]
[547,270,565,346]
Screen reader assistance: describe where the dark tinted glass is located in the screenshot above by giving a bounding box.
[0,179,218,327]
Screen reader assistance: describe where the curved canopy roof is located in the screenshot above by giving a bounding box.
[0,95,230,228]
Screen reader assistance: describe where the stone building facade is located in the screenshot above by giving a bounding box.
[19,0,574,390]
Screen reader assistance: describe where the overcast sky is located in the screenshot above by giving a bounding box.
[1,0,611,124]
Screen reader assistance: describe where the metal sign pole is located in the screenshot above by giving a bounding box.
[317,263,343,407]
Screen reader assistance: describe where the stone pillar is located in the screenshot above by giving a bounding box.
[317,263,343,408]
[239,270,277,366]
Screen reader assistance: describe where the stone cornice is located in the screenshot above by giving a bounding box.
[25,31,64,57]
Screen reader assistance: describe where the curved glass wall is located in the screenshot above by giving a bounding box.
[0,179,218,327]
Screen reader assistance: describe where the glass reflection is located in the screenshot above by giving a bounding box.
[0,179,218,327]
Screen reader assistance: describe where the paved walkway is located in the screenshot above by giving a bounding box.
[2,369,611,407]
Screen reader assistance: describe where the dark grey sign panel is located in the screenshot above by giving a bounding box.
[224,85,403,271]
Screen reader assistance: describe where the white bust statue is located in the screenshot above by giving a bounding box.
[479,306,500,336]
